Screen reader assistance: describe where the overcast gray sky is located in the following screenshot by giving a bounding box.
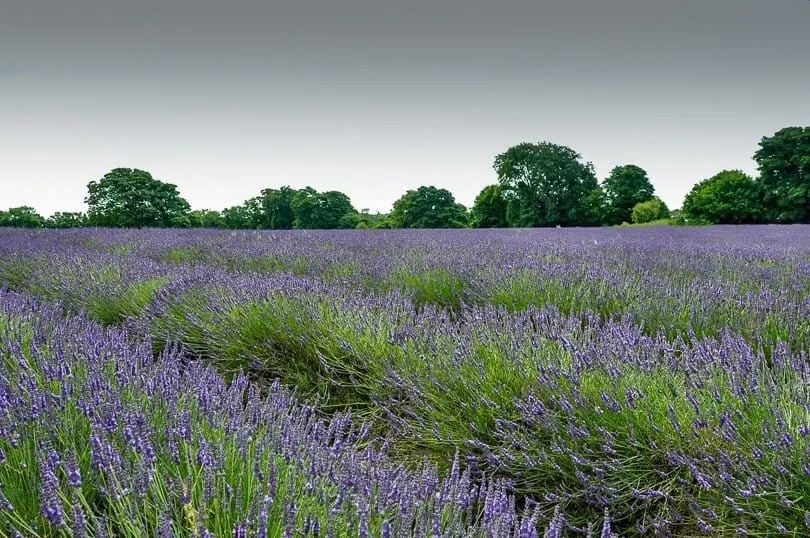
[1,0,808,217]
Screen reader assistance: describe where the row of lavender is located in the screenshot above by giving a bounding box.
[1,227,810,535]
[0,289,580,537]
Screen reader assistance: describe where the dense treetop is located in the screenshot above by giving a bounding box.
[390,186,468,229]
[470,184,508,228]
[85,168,190,228]
[0,206,45,228]
[494,141,602,227]
[602,165,656,225]
[754,126,810,223]
[682,170,763,225]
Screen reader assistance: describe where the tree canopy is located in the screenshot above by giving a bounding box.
[681,170,762,224]
[222,197,263,229]
[85,168,191,228]
[390,186,468,229]
[602,165,655,225]
[259,186,298,229]
[186,209,225,229]
[754,126,810,223]
[291,188,358,229]
[0,206,45,228]
[45,212,87,229]
[494,142,601,227]
[470,185,508,228]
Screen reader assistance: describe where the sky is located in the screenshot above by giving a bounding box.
[1,0,809,217]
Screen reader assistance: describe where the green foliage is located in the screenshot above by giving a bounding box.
[754,126,810,223]
[390,186,468,228]
[354,210,392,229]
[291,188,358,229]
[682,170,763,224]
[581,186,608,227]
[494,142,601,227]
[470,185,508,228]
[168,214,192,228]
[85,168,191,227]
[148,290,398,410]
[0,206,44,228]
[631,197,670,224]
[337,211,361,229]
[619,218,673,228]
[44,211,87,228]
[186,209,225,228]
[259,186,298,229]
[221,197,263,229]
[602,165,656,225]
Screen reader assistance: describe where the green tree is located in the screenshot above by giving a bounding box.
[494,142,601,227]
[169,214,192,228]
[186,209,225,228]
[291,188,358,229]
[681,170,762,224]
[221,197,263,229]
[355,209,392,229]
[45,212,87,228]
[470,185,508,228]
[754,126,810,223]
[289,187,318,229]
[85,168,190,227]
[318,190,358,229]
[602,165,656,225]
[390,186,468,228]
[0,206,44,228]
[582,186,608,227]
[221,205,251,229]
[259,186,298,229]
[631,197,670,224]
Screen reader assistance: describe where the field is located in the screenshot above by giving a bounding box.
[1,226,810,537]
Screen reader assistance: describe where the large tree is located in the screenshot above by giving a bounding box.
[390,186,468,228]
[754,126,810,223]
[85,168,190,227]
[681,170,762,224]
[259,186,298,229]
[494,142,601,227]
[291,188,358,229]
[470,185,508,228]
[602,165,655,225]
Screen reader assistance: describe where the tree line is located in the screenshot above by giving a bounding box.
[2,126,808,229]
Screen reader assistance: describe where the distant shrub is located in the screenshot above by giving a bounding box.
[631,197,670,224]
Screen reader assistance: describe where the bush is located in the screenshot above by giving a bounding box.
[631,197,670,224]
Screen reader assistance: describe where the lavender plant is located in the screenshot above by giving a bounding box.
[2,226,810,535]
[0,289,557,537]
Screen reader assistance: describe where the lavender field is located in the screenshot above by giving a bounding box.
[2,226,810,537]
